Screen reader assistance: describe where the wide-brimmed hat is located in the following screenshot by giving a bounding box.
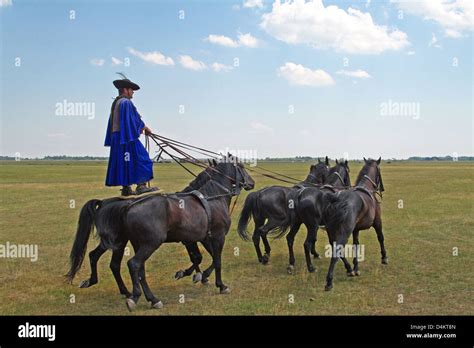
[113,73,140,90]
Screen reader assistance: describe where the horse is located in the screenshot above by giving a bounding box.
[66,159,219,297]
[237,157,330,265]
[278,160,351,274]
[73,156,255,311]
[323,157,386,291]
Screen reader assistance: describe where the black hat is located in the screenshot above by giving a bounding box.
[113,73,140,90]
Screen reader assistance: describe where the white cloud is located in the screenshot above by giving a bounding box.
[90,58,105,67]
[211,62,234,72]
[406,50,416,55]
[429,33,442,48]
[277,62,335,87]
[0,0,12,7]
[261,0,409,54]
[127,47,174,66]
[205,33,260,48]
[179,55,207,71]
[393,0,474,38]
[244,0,264,9]
[250,121,274,133]
[336,69,372,79]
[206,34,240,47]
[237,32,260,47]
[111,57,123,66]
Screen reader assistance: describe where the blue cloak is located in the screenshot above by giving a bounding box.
[104,98,154,186]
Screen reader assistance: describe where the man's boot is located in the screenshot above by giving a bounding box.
[136,183,159,195]
[121,185,134,196]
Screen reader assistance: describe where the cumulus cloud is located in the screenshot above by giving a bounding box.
[277,62,335,87]
[211,62,234,72]
[244,0,264,9]
[393,0,474,38]
[90,58,105,67]
[205,32,260,48]
[336,69,372,79]
[127,47,174,66]
[260,0,409,54]
[179,55,207,71]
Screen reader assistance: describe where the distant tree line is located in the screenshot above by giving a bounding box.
[0,155,472,161]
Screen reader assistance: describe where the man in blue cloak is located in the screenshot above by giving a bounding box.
[104,76,158,196]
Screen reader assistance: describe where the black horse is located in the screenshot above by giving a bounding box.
[71,156,254,311]
[237,157,329,264]
[279,160,351,274]
[324,158,386,291]
[67,159,219,297]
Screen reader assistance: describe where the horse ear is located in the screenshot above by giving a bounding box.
[345,160,348,166]
[212,159,217,166]
[208,159,212,166]
[325,156,329,165]
[363,157,368,164]
[318,158,321,164]
[377,157,381,165]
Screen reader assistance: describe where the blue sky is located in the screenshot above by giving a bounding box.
[1,0,472,159]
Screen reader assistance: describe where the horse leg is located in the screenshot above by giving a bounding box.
[260,233,272,264]
[175,242,203,281]
[200,239,214,285]
[210,235,229,294]
[303,223,318,273]
[374,216,388,264]
[126,243,161,311]
[352,229,361,275]
[310,226,321,259]
[79,243,107,288]
[109,242,131,297]
[325,233,351,291]
[252,228,264,264]
[285,222,301,274]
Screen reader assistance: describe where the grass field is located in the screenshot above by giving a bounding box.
[0,160,473,315]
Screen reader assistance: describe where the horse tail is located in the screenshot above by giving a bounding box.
[237,191,258,241]
[66,199,102,283]
[325,193,349,234]
[269,189,299,239]
[94,200,130,251]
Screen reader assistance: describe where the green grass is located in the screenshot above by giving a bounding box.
[0,160,473,315]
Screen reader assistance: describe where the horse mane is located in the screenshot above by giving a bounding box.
[355,159,377,184]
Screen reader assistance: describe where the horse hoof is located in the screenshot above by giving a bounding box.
[313,253,321,259]
[201,278,210,286]
[193,272,203,283]
[308,265,316,273]
[220,287,231,295]
[287,265,295,275]
[174,270,185,280]
[151,300,163,309]
[261,255,269,265]
[126,298,137,312]
[347,271,355,277]
[382,257,389,265]
[324,284,333,291]
[355,270,361,276]
[79,279,91,288]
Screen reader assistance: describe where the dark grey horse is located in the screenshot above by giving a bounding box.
[237,157,330,264]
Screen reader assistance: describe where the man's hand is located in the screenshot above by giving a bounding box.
[143,126,153,135]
